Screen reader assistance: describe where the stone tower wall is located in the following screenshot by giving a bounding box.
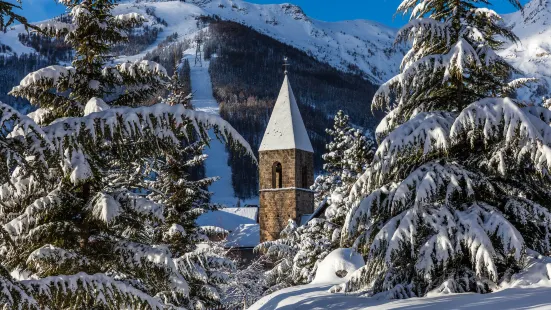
[259,149,314,242]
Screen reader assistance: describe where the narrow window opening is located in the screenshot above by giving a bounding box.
[272,162,283,188]
[301,166,308,189]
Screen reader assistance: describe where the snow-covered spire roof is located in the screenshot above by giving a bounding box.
[259,75,313,153]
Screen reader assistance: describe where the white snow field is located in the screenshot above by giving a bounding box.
[250,250,551,310]
[185,49,258,206]
[250,284,551,310]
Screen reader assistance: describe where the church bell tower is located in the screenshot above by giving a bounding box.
[258,65,314,242]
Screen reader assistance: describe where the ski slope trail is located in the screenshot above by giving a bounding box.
[185,49,258,206]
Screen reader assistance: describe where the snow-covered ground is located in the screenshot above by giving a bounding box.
[250,249,551,309]
[250,284,551,310]
[185,48,258,206]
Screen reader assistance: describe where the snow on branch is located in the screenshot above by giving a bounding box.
[88,192,122,224]
[469,8,501,21]
[114,241,189,295]
[11,65,75,91]
[387,161,476,211]
[374,111,455,175]
[523,105,551,126]
[114,12,146,27]
[451,97,551,175]
[373,39,483,112]
[84,97,110,116]
[0,267,39,310]
[35,20,74,36]
[20,272,166,309]
[343,161,479,244]
[199,226,229,237]
[117,60,168,78]
[397,18,450,51]
[342,183,395,245]
[39,103,256,175]
[0,102,52,177]
[26,244,90,276]
[3,188,62,238]
[504,78,538,94]
[340,197,524,294]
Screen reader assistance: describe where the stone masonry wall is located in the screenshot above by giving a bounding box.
[259,149,296,189]
[259,149,315,242]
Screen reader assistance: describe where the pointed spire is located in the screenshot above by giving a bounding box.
[259,74,313,153]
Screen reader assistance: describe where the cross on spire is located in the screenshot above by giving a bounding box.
[283,56,290,75]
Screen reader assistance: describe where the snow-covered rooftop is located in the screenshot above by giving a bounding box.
[259,75,313,153]
[196,207,261,248]
[226,224,260,248]
[196,207,258,233]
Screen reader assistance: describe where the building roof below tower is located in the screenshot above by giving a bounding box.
[196,207,260,248]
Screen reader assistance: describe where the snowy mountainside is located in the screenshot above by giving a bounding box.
[138,0,402,83]
[1,0,550,98]
[117,0,551,101]
[501,0,551,102]
[0,0,404,84]
[184,0,404,84]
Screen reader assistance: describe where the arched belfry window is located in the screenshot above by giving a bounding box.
[301,166,308,189]
[272,162,283,188]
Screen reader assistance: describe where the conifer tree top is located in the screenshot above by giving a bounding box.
[259,75,313,152]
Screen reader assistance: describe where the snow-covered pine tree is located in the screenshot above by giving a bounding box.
[0,98,254,308]
[323,111,374,181]
[255,218,340,292]
[164,72,193,108]
[176,238,236,309]
[335,0,551,298]
[312,110,375,225]
[147,141,239,309]
[9,0,167,121]
[221,256,268,309]
[1,1,250,307]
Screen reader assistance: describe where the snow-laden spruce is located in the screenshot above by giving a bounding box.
[255,218,340,293]
[0,99,253,309]
[0,265,38,310]
[8,0,166,122]
[0,1,254,308]
[312,110,375,224]
[334,0,551,298]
